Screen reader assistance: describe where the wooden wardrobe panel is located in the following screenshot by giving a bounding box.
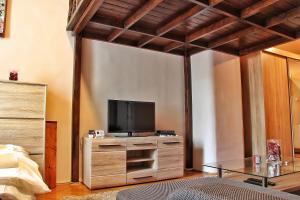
[0,82,46,119]
[262,53,292,157]
[287,59,300,151]
[240,52,267,156]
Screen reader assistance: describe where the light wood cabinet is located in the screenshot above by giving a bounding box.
[83,136,184,189]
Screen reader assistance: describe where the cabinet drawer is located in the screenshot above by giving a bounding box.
[92,151,126,176]
[0,82,46,119]
[92,139,126,152]
[158,168,183,180]
[127,138,157,150]
[158,148,184,169]
[0,119,44,154]
[91,174,126,189]
[127,169,157,184]
[158,137,183,149]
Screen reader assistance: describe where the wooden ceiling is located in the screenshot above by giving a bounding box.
[67,0,300,56]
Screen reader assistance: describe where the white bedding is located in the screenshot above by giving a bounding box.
[0,145,50,200]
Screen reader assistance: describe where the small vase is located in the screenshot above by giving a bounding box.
[9,71,18,81]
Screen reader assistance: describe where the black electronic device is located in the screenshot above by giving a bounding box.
[108,100,155,136]
[155,130,176,136]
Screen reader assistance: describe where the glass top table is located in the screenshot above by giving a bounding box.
[203,157,300,187]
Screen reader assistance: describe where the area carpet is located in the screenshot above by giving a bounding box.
[61,190,120,200]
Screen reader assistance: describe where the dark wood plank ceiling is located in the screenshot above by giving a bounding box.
[67,0,300,56]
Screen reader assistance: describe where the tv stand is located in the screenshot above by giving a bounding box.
[83,136,184,189]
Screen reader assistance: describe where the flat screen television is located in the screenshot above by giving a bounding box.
[108,100,155,136]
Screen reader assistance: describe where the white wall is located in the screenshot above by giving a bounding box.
[80,39,185,180]
[0,0,73,183]
[191,50,244,171]
[191,51,217,171]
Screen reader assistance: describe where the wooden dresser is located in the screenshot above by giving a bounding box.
[83,136,184,189]
[0,80,47,174]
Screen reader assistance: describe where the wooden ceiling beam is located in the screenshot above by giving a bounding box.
[164,42,184,52]
[73,0,104,33]
[239,37,288,55]
[67,0,92,31]
[186,17,236,42]
[187,0,295,40]
[82,30,184,56]
[124,0,164,28]
[208,27,258,48]
[245,20,295,40]
[107,29,124,42]
[209,0,224,6]
[138,5,204,48]
[214,46,240,56]
[157,6,204,36]
[241,0,280,19]
[265,6,300,28]
[187,0,209,7]
[215,8,295,40]
[89,16,209,50]
[107,0,164,42]
[138,37,156,47]
[88,19,186,44]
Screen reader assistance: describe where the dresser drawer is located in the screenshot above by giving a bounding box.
[127,138,157,150]
[91,174,126,189]
[127,169,157,184]
[0,119,44,154]
[92,139,126,152]
[158,137,183,149]
[92,151,126,176]
[0,82,46,119]
[158,147,184,169]
[158,168,184,180]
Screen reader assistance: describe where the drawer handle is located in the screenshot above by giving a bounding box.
[98,144,122,147]
[163,142,181,145]
[133,176,153,180]
[134,143,154,146]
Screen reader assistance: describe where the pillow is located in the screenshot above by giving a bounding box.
[0,145,20,168]
[0,152,18,168]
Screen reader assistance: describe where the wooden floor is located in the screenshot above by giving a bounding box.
[36,171,204,200]
[37,170,300,199]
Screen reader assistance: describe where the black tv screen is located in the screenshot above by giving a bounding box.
[108,100,155,133]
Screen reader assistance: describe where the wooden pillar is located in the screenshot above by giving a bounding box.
[184,53,193,169]
[72,34,82,182]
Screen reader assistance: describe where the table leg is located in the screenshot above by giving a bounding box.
[218,168,222,178]
[262,177,268,187]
